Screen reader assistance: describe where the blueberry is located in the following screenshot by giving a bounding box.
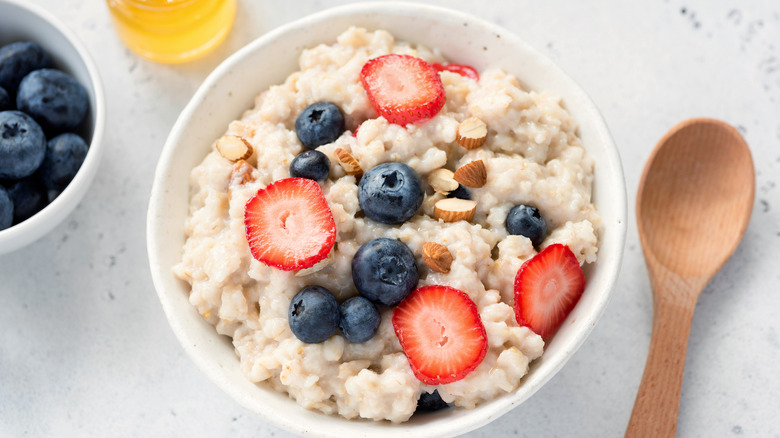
[0,186,13,230]
[352,238,418,307]
[38,133,88,191]
[0,41,52,94]
[447,185,472,200]
[339,296,381,343]
[46,188,61,204]
[416,390,449,413]
[506,204,547,248]
[289,149,330,181]
[6,176,47,224]
[358,162,424,224]
[16,69,89,133]
[295,101,345,149]
[288,285,340,343]
[0,110,46,180]
[0,86,11,111]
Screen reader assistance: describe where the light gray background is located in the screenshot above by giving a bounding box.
[2,0,778,436]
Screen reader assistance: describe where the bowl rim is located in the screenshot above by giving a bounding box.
[0,0,106,254]
[148,2,627,436]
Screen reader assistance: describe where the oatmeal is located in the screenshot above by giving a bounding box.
[173,27,599,423]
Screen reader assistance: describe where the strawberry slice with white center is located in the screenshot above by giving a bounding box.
[392,285,488,385]
[514,243,585,337]
[360,54,446,126]
[244,177,336,271]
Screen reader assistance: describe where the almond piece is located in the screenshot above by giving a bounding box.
[216,135,254,162]
[456,117,487,149]
[228,160,256,201]
[228,121,256,140]
[434,198,476,222]
[335,148,363,177]
[428,168,459,195]
[422,242,453,274]
[453,160,487,188]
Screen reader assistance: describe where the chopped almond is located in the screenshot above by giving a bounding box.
[434,198,477,222]
[453,160,487,188]
[428,168,459,195]
[335,148,363,177]
[422,242,454,273]
[456,117,487,149]
[228,160,256,201]
[217,135,253,162]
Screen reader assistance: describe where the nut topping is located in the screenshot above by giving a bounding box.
[335,148,363,177]
[228,160,257,201]
[433,198,477,223]
[422,242,454,274]
[453,160,487,188]
[428,168,459,195]
[455,117,487,149]
[216,135,254,162]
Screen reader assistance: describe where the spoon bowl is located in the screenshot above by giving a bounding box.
[626,118,754,437]
[638,118,754,280]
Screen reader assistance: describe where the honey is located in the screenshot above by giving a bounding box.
[106,0,236,63]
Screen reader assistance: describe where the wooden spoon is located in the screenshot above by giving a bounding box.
[626,118,754,437]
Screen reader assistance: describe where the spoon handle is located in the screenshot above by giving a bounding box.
[625,289,697,438]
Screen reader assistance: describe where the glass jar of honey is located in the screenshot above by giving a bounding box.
[106,0,236,63]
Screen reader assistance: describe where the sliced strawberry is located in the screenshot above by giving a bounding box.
[360,54,445,126]
[244,178,336,271]
[392,285,488,385]
[514,244,585,337]
[432,62,480,81]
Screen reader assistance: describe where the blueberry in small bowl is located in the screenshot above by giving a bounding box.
[16,68,89,133]
[0,110,46,180]
[0,86,11,111]
[5,176,48,224]
[0,40,52,95]
[0,186,13,231]
[38,133,89,192]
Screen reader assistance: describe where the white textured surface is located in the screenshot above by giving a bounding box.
[1,0,778,436]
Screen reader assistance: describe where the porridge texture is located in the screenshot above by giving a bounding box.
[173,27,600,422]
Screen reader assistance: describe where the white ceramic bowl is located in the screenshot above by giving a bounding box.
[0,0,105,255]
[148,3,626,437]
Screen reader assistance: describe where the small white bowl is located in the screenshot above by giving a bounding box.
[0,0,105,254]
[148,3,626,437]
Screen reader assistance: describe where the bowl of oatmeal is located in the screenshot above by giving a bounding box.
[147,2,626,437]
